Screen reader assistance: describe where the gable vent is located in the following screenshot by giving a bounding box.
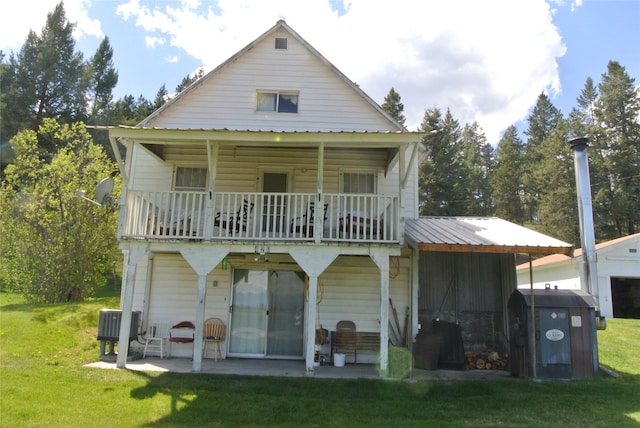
[275,38,288,49]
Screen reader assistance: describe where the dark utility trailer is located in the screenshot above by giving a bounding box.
[508,288,599,379]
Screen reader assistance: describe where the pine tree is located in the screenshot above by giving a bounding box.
[175,68,204,93]
[418,108,466,215]
[594,61,640,236]
[153,84,169,109]
[88,37,118,124]
[381,87,406,127]
[522,93,562,223]
[492,126,525,224]
[461,122,494,215]
[2,2,88,141]
[534,118,580,244]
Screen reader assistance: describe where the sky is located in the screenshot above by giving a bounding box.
[1,0,639,144]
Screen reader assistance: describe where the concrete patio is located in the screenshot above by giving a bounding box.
[85,357,512,381]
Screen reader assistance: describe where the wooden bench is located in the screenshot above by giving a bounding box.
[331,331,380,363]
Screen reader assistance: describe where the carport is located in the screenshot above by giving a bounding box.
[404,216,573,372]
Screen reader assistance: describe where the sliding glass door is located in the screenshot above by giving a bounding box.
[229,269,304,358]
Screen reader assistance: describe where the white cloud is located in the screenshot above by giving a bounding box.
[0,0,102,51]
[146,36,166,48]
[4,0,574,144]
[110,0,569,142]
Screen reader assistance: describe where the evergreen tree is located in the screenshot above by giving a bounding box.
[2,2,88,141]
[175,68,204,93]
[88,37,118,124]
[381,87,406,127]
[461,122,494,215]
[492,125,525,224]
[575,77,598,127]
[418,108,465,215]
[153,84,169,109]
[593,61,640,236]
[522,93,562,223]
[534,118,580,245]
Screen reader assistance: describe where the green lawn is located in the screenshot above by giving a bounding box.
[1,291,638,427]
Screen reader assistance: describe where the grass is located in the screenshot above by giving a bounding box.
[1,290,639,427]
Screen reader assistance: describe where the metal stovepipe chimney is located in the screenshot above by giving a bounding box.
[569,137,600,308]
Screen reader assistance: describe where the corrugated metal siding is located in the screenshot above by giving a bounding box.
[146,27,394,132]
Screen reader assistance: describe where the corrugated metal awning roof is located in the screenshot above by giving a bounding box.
[405,217,573,255]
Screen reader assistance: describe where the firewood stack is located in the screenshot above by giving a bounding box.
[465,350,509,370]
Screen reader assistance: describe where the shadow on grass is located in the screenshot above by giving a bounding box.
[127,369,640,427]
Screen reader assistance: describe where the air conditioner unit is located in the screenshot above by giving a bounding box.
[97,309,141,341]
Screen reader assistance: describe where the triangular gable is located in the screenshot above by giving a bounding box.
[140,20,404,132]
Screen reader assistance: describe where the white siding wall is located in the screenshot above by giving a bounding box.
[130,254,232,358]
[146,27,396,132]
[129,253,410,361]
[130,145,174,191]
[129,144,417,220]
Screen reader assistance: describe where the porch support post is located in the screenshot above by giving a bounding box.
[411,249,420,342]
[141,253,155,332]
[290,248,340,375]
[180,246,231,372]
[314,142,325,244]
[369,248,390,376]
[204,141,219,238]
[116,244,149,368]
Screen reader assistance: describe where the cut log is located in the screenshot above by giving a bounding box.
[475,358,485,369]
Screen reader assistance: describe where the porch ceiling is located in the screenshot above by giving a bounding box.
[405,217,573,256]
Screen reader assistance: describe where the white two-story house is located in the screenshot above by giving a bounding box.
[107,20,575,376]
[108,20,422,375]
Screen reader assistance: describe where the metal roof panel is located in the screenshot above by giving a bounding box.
[405,217,572,255]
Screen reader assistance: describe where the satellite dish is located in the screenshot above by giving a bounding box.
[95,176,116,208]
[75,176,117,209]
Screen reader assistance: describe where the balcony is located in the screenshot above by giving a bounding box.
[122,190,400,244]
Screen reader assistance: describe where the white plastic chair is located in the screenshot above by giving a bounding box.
[143,322,170,359]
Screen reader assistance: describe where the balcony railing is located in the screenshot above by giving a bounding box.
[122,190,399,243]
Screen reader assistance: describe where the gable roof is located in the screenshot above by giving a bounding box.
[138,20,405,132]
[516,232,640,270]
[405,217,573,255]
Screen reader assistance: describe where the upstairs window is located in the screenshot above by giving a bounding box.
[175,167,207,191]
[257,91,299,113]
[275,38,288,49]
[342,172,376,194]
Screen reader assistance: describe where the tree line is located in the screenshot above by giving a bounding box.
[382,62,639,245]
[1,2,638,302]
